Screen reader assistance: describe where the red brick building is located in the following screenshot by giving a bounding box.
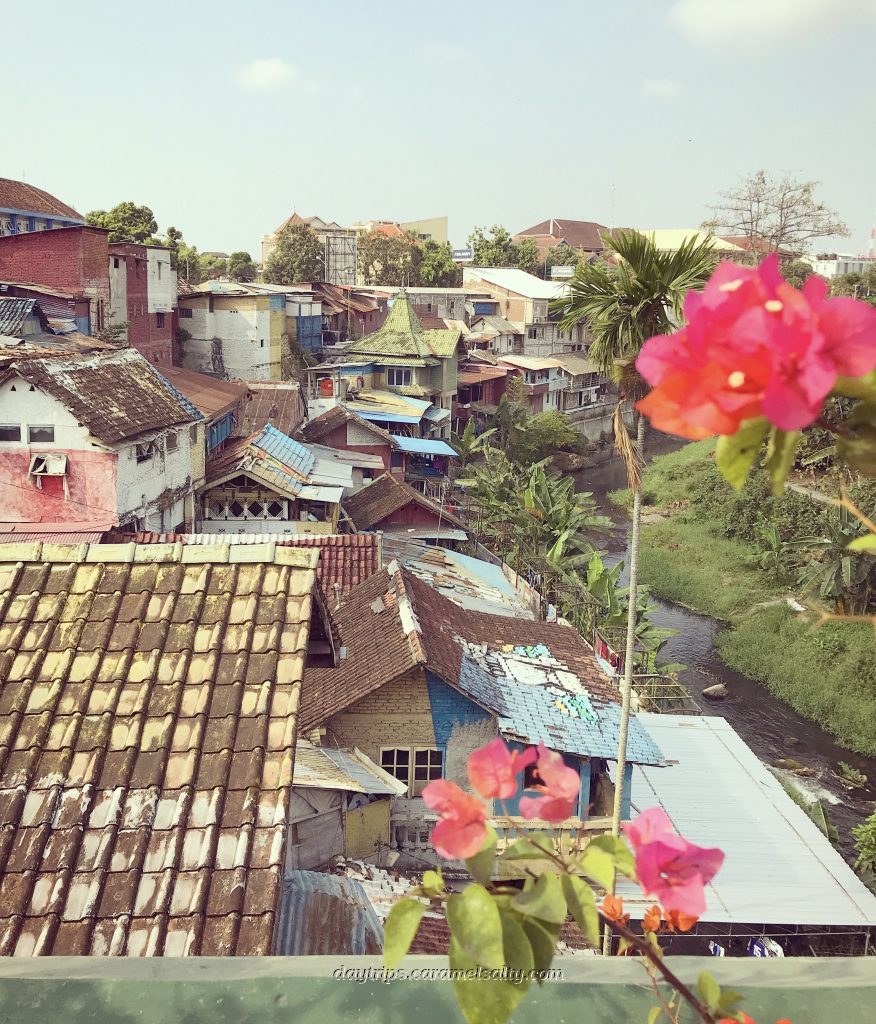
[0,226,110,334]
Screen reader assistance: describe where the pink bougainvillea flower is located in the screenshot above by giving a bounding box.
[624,808,724,918]
[422,779,489,860]
[518,743,580,822]
[467,738,537,799]
[635,254,876,438]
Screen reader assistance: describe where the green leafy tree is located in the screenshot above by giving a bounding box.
[176,242,201,285]
[782,259,820,289]
[86,201,158,243]
[831,267,876,306]
[358,229,422,285]
[542,242,582,279]
[198,253,228,280]
[449,421,495,469]
[468,225,518,266]
[508,409,585,465]
[492,391,527,450]
[227,251,257,282]
[553,229,717,845]
[418,240,461,286]
[264,223,324,284]
[514,236,540,276]
[785,504,873,613]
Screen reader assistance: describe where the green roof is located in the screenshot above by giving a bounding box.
[424,328,465,358]
[347,291,462,362]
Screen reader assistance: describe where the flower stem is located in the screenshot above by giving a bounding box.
[602,916,715,1024]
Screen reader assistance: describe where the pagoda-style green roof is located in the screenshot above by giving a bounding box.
[347,291,463,362]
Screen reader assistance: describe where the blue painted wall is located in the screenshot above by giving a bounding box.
[296,313,323,353]
[208,411,235,453]
[426,672,491,749]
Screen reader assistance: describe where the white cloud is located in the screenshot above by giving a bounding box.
[421,42,469,62]
[668,0,874,47]
[237,58,313,92]
[641,77,682,99]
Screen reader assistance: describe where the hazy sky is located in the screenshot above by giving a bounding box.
[6,0,875,256]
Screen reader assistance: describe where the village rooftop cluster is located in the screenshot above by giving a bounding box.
[0,178,873,961]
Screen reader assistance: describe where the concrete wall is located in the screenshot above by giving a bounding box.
[178,295,281,380]
[115,423,197,530]
[0,375,118,525]
[146,248,174,312]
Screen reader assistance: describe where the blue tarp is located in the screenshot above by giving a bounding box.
[390,435,458,457]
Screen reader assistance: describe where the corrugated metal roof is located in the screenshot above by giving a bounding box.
[618,715,876,926]
[551,353,599,376]
[499,354,564,371]
[463,266,562,299]
[390,435,458,456]
[382,539,536,619]
[274,871,383,955]
[159,366,248,419]
[457,652,664,765]
[0,298,36,335]
[255,423,316,478]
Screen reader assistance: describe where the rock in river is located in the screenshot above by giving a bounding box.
[702,683,728,700]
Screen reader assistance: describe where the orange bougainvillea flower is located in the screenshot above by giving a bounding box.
[718,1015,792,1024]
[600,894,629,926]
[642,904,662,932]
[663,908,698,933]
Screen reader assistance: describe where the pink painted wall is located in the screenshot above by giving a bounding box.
[0,449,119,525]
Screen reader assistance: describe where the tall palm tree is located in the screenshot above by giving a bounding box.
[552,230,717,845]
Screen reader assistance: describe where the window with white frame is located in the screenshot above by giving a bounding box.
[28,425,55,444]
[386,367,413,387]
[381,746,443,796]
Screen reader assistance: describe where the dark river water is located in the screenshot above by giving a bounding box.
[573,438,876,861]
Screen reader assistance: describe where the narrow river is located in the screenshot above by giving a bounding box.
[573,439,876,861]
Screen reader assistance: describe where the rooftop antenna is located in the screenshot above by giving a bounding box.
[610,184,616,231]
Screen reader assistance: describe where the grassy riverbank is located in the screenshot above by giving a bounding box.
[609,441,876,755]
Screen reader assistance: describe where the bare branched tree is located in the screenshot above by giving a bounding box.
[703,170,849,258]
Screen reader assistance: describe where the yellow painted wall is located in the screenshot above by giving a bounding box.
[345,799,391,860]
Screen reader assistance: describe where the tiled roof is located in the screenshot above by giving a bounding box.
[341,474,466,533]
[401,571,623,706]
[0,178,83,221]
[300,564,426,732]
[301,564,631,736]
[0,298,37,336]
[0,540,319,957]
[235,383,306,439]
[102,531,380,595]
[346,292,463,363]
[347,293,431,360]
[0,350,199,445]
[458,652,664,765]
[158,367,248,420]
[514,219,609,252]
[299,406,397,448]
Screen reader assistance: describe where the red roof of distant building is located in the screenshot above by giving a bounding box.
[514,218,609,254]
[0,178,83,221]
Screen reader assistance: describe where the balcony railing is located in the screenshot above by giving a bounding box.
[390,810,614,872]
